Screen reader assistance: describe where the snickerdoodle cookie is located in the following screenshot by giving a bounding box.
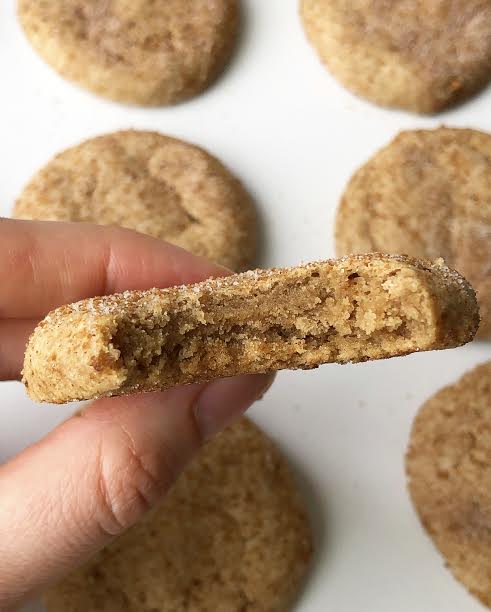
[13,130,257,271]
[18,0,240,105]
[23,254,479,404]
[407,361,491,608]
[300,0,491,113]
[335,127,491,338]
[43,417,312,612]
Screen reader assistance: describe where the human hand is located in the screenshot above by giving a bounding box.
[0,219,274,611]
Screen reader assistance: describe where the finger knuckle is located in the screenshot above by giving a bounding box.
[94,424,175,536]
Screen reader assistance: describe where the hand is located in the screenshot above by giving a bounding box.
[0,219,274,611]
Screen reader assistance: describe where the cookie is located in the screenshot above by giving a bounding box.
[407,361,491,607]
[335,127,491,339]
[13,130,257,271]
[300,0,491,113]
[23,254,479,404]
[43,416,312,612]
[17,0,239,106]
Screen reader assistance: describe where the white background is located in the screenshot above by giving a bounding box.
[1,1,491,610]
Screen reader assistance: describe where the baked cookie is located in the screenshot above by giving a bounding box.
[407,361,491,607]
[23,254,479,404]
[335,127,491,339]
[13,130,257,271]
[17,0,239,106]
[300,0,491,114]
[43,416,312,612]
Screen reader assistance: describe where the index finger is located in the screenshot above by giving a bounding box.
[0,219,226,319]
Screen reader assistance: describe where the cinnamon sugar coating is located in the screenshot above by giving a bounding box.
[23,254,479,404]
[18,0,240,105]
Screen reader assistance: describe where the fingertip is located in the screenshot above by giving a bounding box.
[194,372,275,440]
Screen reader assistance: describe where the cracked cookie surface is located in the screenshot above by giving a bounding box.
[407,361,491,608]
[14,130,257,271]
[336,127,491,338]
[18,0,240,105]
[300,0,491,113]
[43,417,313,612]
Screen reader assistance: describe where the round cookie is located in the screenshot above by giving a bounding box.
[335,127,491,339]
[406,361,491,607]
[18,0,240,106]
[300,0,491,114]
[43,417,313,612]
[14,130,257,271]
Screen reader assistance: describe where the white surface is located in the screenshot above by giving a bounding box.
[1,1,491,610]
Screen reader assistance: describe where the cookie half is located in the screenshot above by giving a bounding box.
[335,127,491,338]
[407,361,491,608]
[18,0,240,105]
[13,130,257,271]
[43,417,312,612]
[300,0,491,113]
[23,254,479,404]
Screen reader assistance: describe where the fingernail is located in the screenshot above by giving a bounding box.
[194,373,275,440]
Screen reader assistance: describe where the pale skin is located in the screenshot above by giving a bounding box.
[0,218,274,611]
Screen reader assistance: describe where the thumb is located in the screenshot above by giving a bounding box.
[0,373,273,610]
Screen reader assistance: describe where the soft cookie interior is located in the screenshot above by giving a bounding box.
[23,255,478,403]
